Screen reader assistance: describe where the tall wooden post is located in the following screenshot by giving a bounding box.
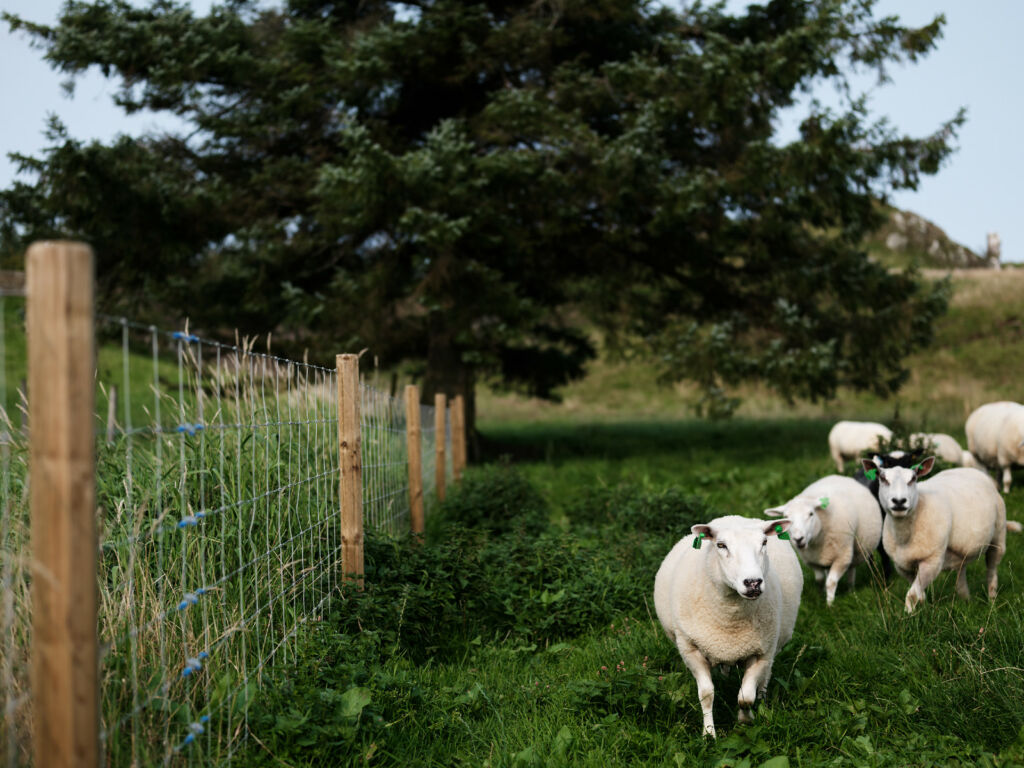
[452,394,466,482]
[27,241,99,768]
[337,354,364,585]
[434,393,447,502]
[404,385,424,537]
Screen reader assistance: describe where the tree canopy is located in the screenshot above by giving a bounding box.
[1,0,959,425]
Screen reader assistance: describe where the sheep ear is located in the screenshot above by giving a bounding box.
[691,524,715,549]
[763,506,785,518]
[861,458,879,473]
[915,456,936,478]
[764,519,791,538]
[691,524,715,540]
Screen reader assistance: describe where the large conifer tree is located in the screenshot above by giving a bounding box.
[1,0,958,428]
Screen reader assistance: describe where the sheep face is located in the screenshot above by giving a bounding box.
[764,498,823,550]
[864,456,935,517]
[691,520,792,599]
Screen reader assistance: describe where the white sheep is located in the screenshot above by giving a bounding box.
[965,401,1024,492]
[764,476,881,606]
[863,457,1009,613]
[828,421,892,472]
[909,432,967,466]
[654,516,803,737]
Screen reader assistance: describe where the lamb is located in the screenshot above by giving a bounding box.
[828,421,892,472]
[909,432,967,466]
[764,476,881,606]
[654,516,803,737]
[965,401,1024,492]
[863,456,1009,613]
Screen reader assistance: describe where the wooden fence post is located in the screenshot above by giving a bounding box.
[434,393,446,502]
[27,241,99,768]
[404,384,424,537]
[452,394,466,482]
[337,354,364,586]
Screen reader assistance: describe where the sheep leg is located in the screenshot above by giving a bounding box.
[677,641,716,738]
[846,566,857,589]
[877,542,894,581]
[986,529,1006,600]
[905,556,943,614]
[955,563,970,601]
[1002,466,1013,494]
[832,451,844,473]
[825,558,852,606]
[738,655,773,724]
[812,567,826,584]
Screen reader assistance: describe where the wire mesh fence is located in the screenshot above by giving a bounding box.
[0,272,457,766]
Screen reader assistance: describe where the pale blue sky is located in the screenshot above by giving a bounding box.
[1,1,1020,260]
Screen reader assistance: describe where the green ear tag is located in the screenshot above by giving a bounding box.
[865,468,877,481]
[692,532,705,549]
[775,524,790,540]
[819,496,830,509]
[912,463,922,472]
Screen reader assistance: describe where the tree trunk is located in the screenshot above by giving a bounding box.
[421,323,479,462]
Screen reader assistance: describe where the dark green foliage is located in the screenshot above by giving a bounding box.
[246,627,391,761]
[334,527,644,658]
[323,465,716,666]
[3,0,958,420]
[565,484,709,538]
[435,460,550,535]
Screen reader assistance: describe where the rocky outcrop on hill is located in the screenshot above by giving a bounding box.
[872,208,995,269]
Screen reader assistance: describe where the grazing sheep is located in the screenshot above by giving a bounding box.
[961,450,987,471]
[965,401,1024,492]
[910,432,967,466]
[764,476,881,606]
[852,449,926,581]
[828,421,892,472]
[654,516,803,737]
[863,457,1009,613]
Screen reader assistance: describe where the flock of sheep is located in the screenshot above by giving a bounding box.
[653,400,1024,737]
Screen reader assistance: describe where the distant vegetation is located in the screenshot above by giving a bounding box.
[480,246,1023,436]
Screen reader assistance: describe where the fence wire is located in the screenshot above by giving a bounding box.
[0,302,454,766]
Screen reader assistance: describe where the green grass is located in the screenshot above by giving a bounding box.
[234,419,1024,767]
[6,262,1024,765]
[1,295,185,430]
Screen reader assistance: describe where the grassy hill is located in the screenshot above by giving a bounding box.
[479,266,1024,437]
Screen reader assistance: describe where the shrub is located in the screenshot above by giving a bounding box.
[565,483,711,536]
[333,476,713,660]
[437,461,550,535]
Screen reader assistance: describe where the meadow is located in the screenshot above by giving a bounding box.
[235,417,1024,767]
[5,267,1024,766]
[234,267,1024,766]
